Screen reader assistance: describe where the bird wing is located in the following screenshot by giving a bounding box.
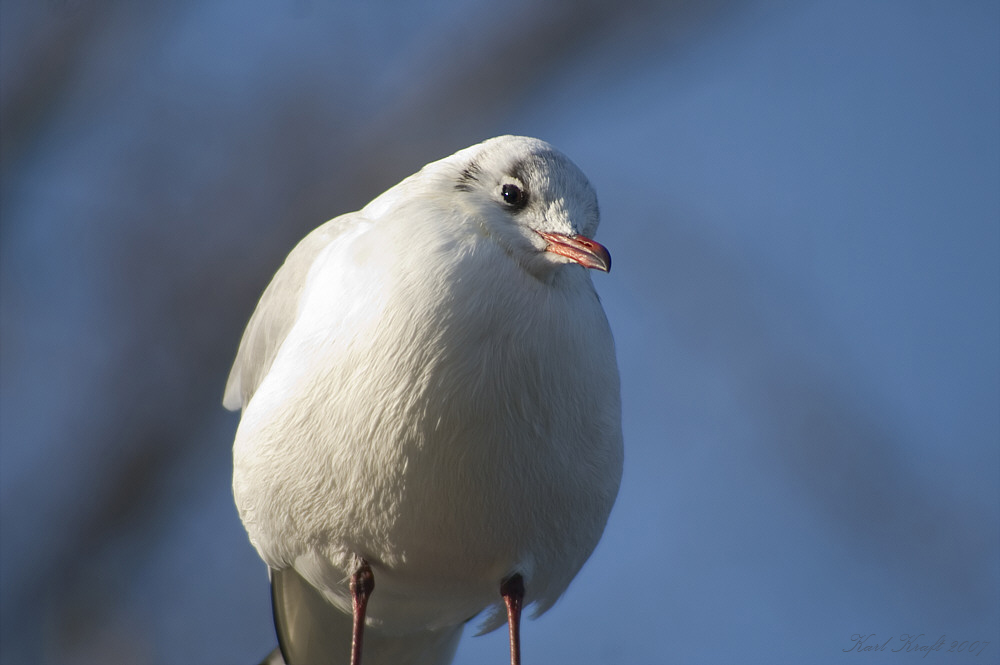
[222,214,362,411]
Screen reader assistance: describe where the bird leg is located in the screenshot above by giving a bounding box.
[501,573,524,665]
[350,560,375,665]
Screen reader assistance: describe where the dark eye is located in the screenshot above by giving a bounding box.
[501,183,527,209]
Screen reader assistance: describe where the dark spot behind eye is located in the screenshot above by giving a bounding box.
[501,183,528,209]
[455,160,482,192]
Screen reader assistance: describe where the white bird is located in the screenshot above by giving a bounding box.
[224,135,623,665]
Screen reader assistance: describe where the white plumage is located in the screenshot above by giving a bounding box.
[225,135,623,665]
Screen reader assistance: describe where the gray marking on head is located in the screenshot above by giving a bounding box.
[454,159,483,192]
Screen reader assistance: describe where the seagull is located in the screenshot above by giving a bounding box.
[224,135,623,665]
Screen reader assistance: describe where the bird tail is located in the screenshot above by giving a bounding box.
[265,567,463,665]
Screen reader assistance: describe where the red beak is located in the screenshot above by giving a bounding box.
[536,231,612,273]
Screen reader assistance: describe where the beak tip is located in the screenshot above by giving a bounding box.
[537,231,612,274]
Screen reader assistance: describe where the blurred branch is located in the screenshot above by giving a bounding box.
[1,1,737,662]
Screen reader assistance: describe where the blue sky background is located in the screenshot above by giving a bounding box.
[2,2,997,664]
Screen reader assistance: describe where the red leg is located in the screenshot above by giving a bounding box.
[501,574,524,665]
[350,561,375,665]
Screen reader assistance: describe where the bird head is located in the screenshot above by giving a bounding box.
[444,136,611,279]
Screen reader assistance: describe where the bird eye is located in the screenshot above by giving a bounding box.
[501,183,527,209]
